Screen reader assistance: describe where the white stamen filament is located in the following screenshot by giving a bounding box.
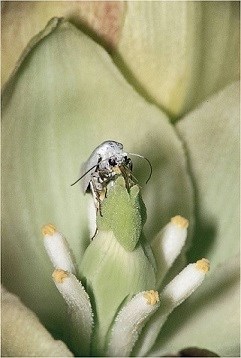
[134,259,210,357]
[42,224,77,274]
[52,269,93,356]
[151,215,188,288]
[107,290,160,357]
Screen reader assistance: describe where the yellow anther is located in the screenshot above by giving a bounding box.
[195,258,210,273]
[41,224,56,236]
[52,269,69,283]
[144,290,159,305]
[171,215,189,229]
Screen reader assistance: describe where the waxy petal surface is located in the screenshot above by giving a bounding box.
[2,19,193,334]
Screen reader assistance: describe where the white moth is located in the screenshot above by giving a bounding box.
[71,140,152,213]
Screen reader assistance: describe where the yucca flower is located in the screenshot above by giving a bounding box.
[2,2,239,357]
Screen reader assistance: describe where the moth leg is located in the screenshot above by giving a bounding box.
[119,165,130,191]
[90,226,98,241]
[90,178,103,216]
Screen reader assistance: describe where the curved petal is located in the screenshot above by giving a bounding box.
[176,81,239,267]
[115,2,239,117]
[1,1,125,85]
[2,19,193,333]
[2,287,73,357]
[149,255,240,357]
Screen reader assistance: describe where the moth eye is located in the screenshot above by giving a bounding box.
[109,158,116,166]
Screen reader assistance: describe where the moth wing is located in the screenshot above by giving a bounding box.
[81,152,99,193]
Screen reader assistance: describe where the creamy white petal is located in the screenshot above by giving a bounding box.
[2,286,73,357]
[116,2,239,117]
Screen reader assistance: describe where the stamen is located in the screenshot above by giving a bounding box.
[196,258,210,272]
[134,259,210,357]
[161,259,210,304]
[143,290,160,305]
[52,269,93,356]
[171,215,189,228]
[151,216,189,288]
[107,290,159,357]
[52,269,68,283]
[42,224,77,274]
[42,223,56,235]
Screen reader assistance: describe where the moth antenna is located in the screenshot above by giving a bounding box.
[70,163,99,186]
[128,153,153,184]
[70,156,113,186]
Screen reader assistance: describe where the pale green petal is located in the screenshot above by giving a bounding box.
[149,255,240,357]
[176,81,239,267]
[2,19,193,333]
[2,1,125,85]
[115,2,239,117]
[2,287,73,357]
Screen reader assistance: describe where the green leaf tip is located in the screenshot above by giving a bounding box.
[97,177,146,251]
